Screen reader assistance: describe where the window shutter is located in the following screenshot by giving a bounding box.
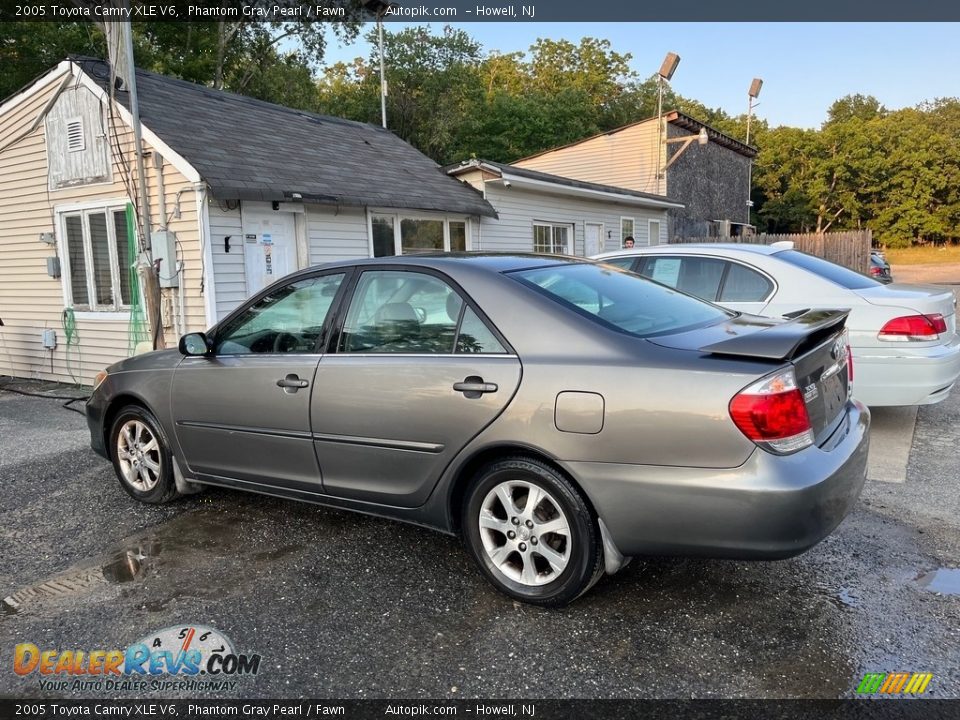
[66,118,85,152]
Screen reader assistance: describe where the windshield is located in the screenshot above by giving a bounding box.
[509,263,731,338]
[774,250,880,290]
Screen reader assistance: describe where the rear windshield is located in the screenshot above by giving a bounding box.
[509,263,731,338]
[774,249,880,290]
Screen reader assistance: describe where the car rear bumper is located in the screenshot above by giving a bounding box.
[852,336,960,406]
[565,399,870,560]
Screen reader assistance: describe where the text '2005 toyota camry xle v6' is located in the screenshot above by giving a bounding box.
[86,255,870,606]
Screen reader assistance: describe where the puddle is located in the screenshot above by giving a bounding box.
[915,568,960,595]
[1,506,246,617]
[814,582,862,609]
[2,546,155,615]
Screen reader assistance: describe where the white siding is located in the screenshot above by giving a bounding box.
[514,120,665,196]
[0,70,204,384]
[474,182,668,255]
[208,202,245,321]
[306,205,370,265]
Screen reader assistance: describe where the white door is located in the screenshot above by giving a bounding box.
[648,219,662,246]
[584,223,602,256]
[242,208,298,295]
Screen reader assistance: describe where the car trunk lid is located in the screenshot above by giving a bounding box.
[854,283,957,336]
[650,309,851,445]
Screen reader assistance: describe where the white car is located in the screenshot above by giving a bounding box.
[593,243,960,407]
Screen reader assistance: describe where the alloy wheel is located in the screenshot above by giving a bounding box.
[478,480,571,586]
[116,419,162,492]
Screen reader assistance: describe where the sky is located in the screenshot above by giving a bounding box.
[320,22,960,129]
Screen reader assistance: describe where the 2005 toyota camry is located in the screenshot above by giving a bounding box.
[87,254,870,606]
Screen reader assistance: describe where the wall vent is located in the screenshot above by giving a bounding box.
[66,118,85,152]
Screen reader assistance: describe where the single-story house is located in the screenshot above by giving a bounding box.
[446,159,682,254]
[0,57,680,385]
[512,110,757,239]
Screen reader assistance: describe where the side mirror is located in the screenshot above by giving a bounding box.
[179,332,212,357]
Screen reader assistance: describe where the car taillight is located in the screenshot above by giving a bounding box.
[878,314,946,341]
[847,343,854,383]
[729,368,814,454]
[869,267,882,276]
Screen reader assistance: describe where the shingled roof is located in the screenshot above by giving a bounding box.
[72,57,496,217]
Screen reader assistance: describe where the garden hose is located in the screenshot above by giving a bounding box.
[62,307,79,386]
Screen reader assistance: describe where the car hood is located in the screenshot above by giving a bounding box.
[107,348,183,373]
[648,309,849,361]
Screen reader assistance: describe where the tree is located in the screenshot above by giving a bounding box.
[0,14,360,112]
[825,94,887,125]
[0,22,105,100]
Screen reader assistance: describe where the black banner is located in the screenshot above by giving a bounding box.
[1,0,959,22]
[1,700,960,720]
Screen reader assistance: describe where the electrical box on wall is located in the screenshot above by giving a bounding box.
[47,257,61,278]
[42,329,57,349]
[151,230,179,288]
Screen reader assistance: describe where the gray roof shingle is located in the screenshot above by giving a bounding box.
[73,57,496,217]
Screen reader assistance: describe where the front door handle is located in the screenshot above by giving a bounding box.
[454,376,498,399]
[277,374,309,393]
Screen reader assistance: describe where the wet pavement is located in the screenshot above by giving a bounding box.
[1,381,959,699]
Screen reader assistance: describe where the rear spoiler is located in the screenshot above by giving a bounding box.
[700,309,850,361]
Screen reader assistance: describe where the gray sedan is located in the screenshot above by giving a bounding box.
[86,254,870,606]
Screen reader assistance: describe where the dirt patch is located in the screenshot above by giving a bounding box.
[889,263,960,285]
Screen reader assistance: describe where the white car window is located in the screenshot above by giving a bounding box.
[720,264,774,302]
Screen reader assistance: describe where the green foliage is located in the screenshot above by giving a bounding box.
[0,16,360,112]
[754,95,960,244]
[5,22,958,245]
[0,21,105,100]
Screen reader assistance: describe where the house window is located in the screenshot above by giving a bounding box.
[649,219,662,245]
[401,218,444,254]
[66,117,85,152]
[450,221,467,252]
[59,205,134,311]
[621,217,634,244]
[533,222,570,254]
[370,213,469,256]
[371,215,395,257]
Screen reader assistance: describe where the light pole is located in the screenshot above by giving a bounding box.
[363,0,393,129]
[655,52,680,195]
[746,78,762,227]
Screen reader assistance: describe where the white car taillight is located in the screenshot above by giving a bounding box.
[878,314,947,341]
[729,368,814,454]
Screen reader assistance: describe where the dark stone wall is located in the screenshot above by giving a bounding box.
[665,124,752,239]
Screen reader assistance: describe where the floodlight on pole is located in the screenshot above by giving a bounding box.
[746,77,763,226]
[655,52,680,192]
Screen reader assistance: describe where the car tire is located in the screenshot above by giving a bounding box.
[109,405,179,505]
[462,456,604,607]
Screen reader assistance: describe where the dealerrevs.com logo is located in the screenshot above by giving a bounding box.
[13,625,261,693]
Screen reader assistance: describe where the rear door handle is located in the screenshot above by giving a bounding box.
[277,374,309,393]
[454,376,498,399]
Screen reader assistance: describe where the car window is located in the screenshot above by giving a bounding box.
[599,257,637,272]
[456,307,507,354]
[510,263,730,338]
[214,273,345,354]
[719,263,774,302]
[640,256,725,301]
[339,270,504,354]
[774,249,880,289]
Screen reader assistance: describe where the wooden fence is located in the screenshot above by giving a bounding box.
[670,230,872,274]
